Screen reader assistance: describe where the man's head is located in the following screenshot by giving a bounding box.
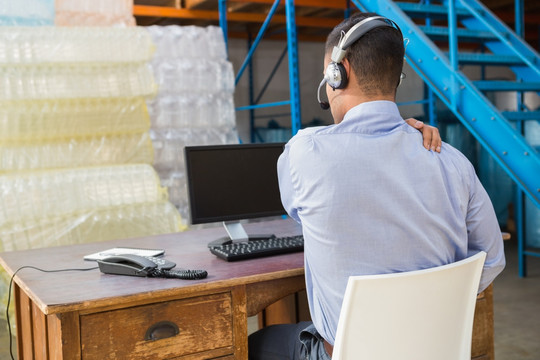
[322,13,405,123]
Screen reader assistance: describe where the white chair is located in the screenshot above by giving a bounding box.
[332,251,487,360]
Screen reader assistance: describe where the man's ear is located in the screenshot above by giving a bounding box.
[341,58,351,80]
[341,58,352,88]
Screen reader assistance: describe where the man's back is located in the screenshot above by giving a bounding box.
[277,100,505,345]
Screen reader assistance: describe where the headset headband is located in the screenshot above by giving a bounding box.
[331,16,400,64]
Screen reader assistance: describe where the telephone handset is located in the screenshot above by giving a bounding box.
[98,254,207,280]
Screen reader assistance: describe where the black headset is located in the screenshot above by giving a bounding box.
[318,16,403,110]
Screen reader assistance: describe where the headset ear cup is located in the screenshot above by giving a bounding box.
[325,62,349,90]
[334,62,348,89]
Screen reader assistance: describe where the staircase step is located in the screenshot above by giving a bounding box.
[396,2,469,18]
[420,25,497,42]
[454,52,527,65]
[474,80,540,92]
[502,111,540,121]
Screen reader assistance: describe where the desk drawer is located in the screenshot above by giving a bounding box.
[80,293,233,359]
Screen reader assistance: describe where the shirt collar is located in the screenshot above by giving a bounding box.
[340,100,404,133]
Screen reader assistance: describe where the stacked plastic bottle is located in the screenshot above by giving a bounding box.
[0,0,54,26]
[0,27,157,169]
[145,25,239,220]
[0,165,179,251]
[55,0,135,27]
[0,26,186,249]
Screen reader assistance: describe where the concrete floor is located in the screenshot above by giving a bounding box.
[493,238,540,359]
[1,237,539,359]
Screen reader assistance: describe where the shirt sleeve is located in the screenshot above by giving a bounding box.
[466,168,506,293]
[277,143,301,224]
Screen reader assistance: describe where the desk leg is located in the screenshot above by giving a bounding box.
[14,285,35,359]
[14,284,81,360]
[48,312,81,359]
[232,285,249,359]
[260,290,311,328]
[260,295,297,327]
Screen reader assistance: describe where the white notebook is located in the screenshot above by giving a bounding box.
[84,247,165,261]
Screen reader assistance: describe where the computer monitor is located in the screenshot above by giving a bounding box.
[184,142,287,247]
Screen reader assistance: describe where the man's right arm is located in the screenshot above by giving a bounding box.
[466,169,506,293]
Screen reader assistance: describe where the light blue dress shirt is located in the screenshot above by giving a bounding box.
[277,100,505,346]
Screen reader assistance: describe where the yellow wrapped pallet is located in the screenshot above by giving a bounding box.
[0,63,157,100]
[0,201,186,252]
[0,132,154,171]
[0,27,154,64]
[0,97,150,140]
[0,164,168,225]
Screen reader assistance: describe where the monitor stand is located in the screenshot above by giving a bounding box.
[207,221,275,248]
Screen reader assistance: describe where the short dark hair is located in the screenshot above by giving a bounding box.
[325,12,404,96]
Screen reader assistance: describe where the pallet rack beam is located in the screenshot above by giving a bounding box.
[133,5,341,28]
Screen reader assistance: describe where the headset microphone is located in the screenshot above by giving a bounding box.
[317,78,330,110]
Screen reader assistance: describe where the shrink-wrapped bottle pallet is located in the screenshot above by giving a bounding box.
[0,27,184,251]
[0,165,168,224]
[0,27,154,63]
[0,63,157,100]
[0,98,150,140]
[0,27,157,170]
[0,201,184,253]
[145,25,239,221]
[0,133,154,171]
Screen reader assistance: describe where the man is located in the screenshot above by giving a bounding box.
[248,12,505,360]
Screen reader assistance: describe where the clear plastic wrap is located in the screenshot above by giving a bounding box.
[0,201,185,252]
[0,164,168,224]
[159,172,190,223]
[0,132,153,171]
[0,63,157,100]
[151,128,239,173]
[0,27,154,64]
[145,25,239,212]
[147,93,235,130]
[146,25,227,60]
[0,97,150,140]
[55,0,132,16]
[0,0,54,26]
[151,58,234,95]
[55,12,135,27]
[55,0,134,27]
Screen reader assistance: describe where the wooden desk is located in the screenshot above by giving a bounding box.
[0,219,494,359]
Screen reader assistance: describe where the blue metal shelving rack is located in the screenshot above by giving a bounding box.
[219,0,302,141]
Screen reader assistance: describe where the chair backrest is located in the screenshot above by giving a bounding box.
[332,251,487,360]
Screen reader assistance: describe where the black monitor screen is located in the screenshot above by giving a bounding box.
[184,143,286,225]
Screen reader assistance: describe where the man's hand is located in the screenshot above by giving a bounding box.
[405,118,442,153]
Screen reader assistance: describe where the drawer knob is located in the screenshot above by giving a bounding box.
[145,321,179,341]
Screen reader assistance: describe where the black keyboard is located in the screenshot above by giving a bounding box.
[209,235,304,261]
